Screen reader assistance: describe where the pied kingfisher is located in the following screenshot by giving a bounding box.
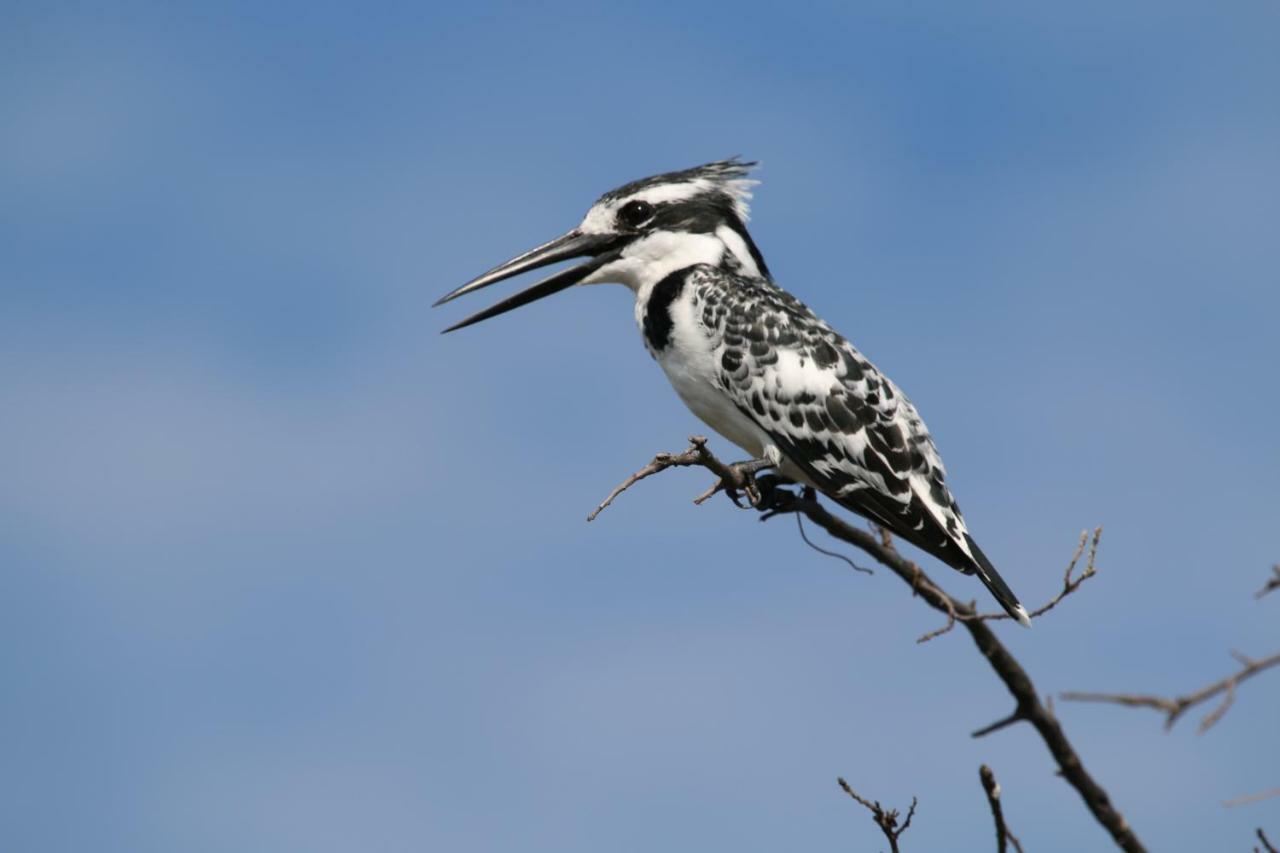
[435,159,1030,626]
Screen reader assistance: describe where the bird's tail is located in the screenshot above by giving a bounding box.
[963,534,1031,628]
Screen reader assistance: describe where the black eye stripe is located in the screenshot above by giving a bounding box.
[617,199,655,228]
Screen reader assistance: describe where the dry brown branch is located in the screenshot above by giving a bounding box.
[1224,788,1280,808]
[915,527,1102,642]
[914,584,967,643]
[1258,827,1279,853]
[588,435,775,521]
[1061,650,1280,734]
[595,437,1145,852]
[979,764,1024,853]
[838,778,916,853]
[587,436,720,521]
[1257,565,1280,600]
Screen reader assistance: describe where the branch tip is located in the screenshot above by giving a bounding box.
[980,764,1024,853]
[1256,565,1280,600]
[972,708,1027,739]
[1061,651,1280,734]
[838,778,916,853]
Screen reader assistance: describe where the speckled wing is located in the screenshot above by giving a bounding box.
[690,267,986,577]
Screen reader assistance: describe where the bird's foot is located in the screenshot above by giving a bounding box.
[752,476,810,517]
[752,474,790,515]
[719,456,776,508]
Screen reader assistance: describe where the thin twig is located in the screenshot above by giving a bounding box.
[1223,788,1280,808]
[1024,526,1102,620]
[972,709,1025,739]
[916,527,1102,641]
[588,436,769,520]
[587,439,708,521]
[1258,827,1278,853]
[1257,565,1280,600]
[794,511,873,575]
[979,764,1024,853]
[838,778,916,853]
[597,439,1145,852]
[1061,651,1280,733]
[915,585,966,644]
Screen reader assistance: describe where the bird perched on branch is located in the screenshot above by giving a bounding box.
[435,158,1030,626]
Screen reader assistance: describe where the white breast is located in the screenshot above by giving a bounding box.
[650,288,775,462]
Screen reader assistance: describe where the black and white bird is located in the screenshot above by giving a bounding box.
[435,159,1030,626]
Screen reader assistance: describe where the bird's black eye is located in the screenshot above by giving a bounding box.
[617,199,655,228]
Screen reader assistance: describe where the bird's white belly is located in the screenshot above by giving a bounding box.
[658,348,765,457]
[652,294,778,465]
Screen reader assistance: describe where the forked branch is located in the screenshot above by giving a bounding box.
[1061,651,1280,734]
[838,778,916,853]
[917,527,1101,643]
[587,436,769,520]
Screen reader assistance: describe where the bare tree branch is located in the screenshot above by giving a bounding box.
[1257,565,1280,600]
[1258,827,1279,853]
[1061,651,1280,734]
[838,778,916,853]
[979,764,1024,853]
[771,502,1143,851]
[593,437,1146,853]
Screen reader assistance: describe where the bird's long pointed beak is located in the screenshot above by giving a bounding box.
[434,230,623,333]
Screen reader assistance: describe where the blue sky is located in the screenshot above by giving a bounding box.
[2,2,1278,850]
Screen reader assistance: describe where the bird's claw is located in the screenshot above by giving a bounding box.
[753,474,808,518]
[720,457,775,508]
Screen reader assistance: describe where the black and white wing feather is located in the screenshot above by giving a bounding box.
[689,266,1029,625]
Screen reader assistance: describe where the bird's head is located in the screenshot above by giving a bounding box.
[435,158,768,332]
